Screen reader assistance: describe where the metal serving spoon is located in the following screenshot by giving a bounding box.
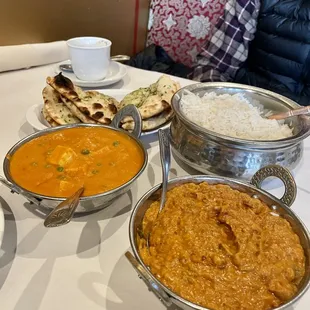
[268,106,310,120]
[59,55,130,73]
[44,187,84,228]
[158,129,171,214]
[146,129,171,249]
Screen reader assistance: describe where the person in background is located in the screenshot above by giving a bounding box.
[191,0,260,82]
[192,0,310,107]
[235,0,310,106]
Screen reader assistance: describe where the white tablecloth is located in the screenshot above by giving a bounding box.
[0,65,309,310]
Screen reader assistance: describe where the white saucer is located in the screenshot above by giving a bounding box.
[54,60,127,88]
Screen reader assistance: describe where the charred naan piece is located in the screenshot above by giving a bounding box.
[96,92,121,110]
[122,107,174,131]
[42,106,59,127]
[60,95,98,124]
[42,86,81,125]
[46,73,118,125]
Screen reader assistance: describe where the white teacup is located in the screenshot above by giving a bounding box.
[67,37,111,81]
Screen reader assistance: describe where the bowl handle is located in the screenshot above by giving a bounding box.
[111,104,142,138]
[250,165,297,207]
[125,251,172,307]
[0,175,41,205]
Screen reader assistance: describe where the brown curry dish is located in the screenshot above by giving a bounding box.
[138,182,306,310]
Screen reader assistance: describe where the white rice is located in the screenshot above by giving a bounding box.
[180,91,293,140]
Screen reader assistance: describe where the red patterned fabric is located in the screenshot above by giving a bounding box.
[147,0,226,67]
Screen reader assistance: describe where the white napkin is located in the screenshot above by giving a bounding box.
[0,41,69,73]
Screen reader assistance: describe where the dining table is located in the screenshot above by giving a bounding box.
[0,63,309,310]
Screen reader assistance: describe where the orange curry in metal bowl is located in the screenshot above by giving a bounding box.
[8,127,144,197]
[138,182,306,310]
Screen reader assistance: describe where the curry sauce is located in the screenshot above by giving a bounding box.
[9,127,144,197]
[138,183,305,310]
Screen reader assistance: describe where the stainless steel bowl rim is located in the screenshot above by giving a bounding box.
[3,123,148,202]
[129,174,310,310]
[172,82,310,148]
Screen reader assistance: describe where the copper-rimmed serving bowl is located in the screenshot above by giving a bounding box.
[170,82,310,181]
[0,105,148,214]
[126,165,310,310]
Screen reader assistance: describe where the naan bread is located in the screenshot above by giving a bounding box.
[60,95,97,124]
[120,75,179,123]
[122,95,170,122]
[119,87,154,109]
[42,106,59,127]
[95,92,121,110]
[43,73,179,132]
[122,107,174,131]
[156,75,181,104]
[42,86,81,125]
[46,73,118,124]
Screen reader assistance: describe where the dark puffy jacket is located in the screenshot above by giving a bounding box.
[235,0,310,106]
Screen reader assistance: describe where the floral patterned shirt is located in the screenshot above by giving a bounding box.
[147,0,226,68]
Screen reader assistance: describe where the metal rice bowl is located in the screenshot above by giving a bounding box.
[170,82,310,181]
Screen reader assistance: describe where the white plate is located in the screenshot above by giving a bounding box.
[26,89,171,137]
[0,199,4,248]
[54,60,127,87]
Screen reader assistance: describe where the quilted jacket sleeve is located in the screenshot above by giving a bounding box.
[235,0,310,106]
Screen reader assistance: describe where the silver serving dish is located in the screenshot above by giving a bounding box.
[126,165,310,310]
[170,82,310,181]
[0,105,148,214]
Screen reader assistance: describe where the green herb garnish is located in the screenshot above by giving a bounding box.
[57,166,64,172]
[92,170,99,174]
[113,141,120,147]
[81,149,90,155]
